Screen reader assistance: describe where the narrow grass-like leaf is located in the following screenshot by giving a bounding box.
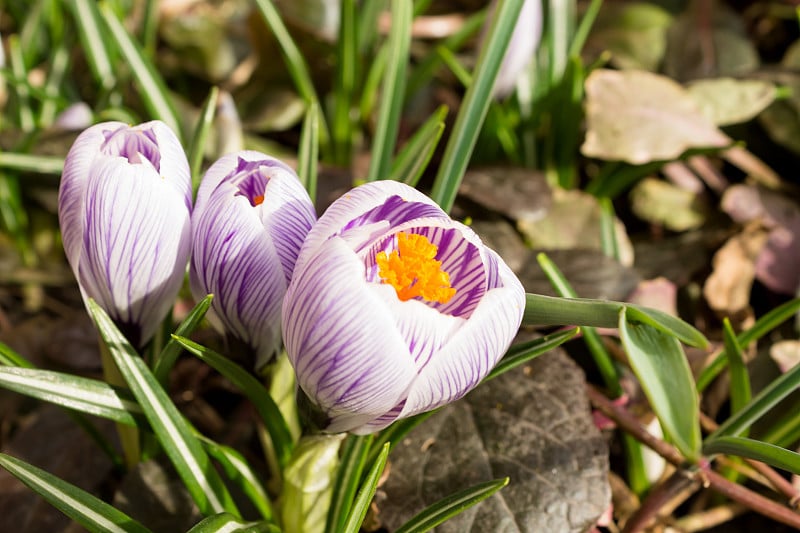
[367,410,436,473]
[0,367,144,426]
[88,300,239,517]
[332,0,356,165]
[366,0,413,182]
[39,41,70,127]
[342,443,390,533]
[68,0,115,88]
[198,436,274,522]
[326,434,373,533]
[141,0,159,57]
[484,328,579,381]
[406,10,486,98]
[430,0,524,212]
[297,102,320,202]
[173,335,293,468]
[395,477,509,533]
[707,356,800,442]
[8,36,35,131]
[388,105,447,186]
[704,437,800,476]
[0,341,35,368]
[568,0,603,57]
[620,308,701,461]
[0,453,151,533]
[188,87,220,193]
[598,198,620,260]
[99,4,182,138]
[252,0,329,150]
[723,318,751,420]
[0,153,64,174]
[359,45,389,123]
[0,174,35,266]
[436,45,472,86]
[185,513,279,533]
[761,404,800,449]
[152,295,214,384]
[356,0,383,52]
[697,298,800,391]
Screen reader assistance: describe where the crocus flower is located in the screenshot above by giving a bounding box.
[487,0,543,98]
[282,181,525,434]
[58,121,192,347]
[191,151,316,369]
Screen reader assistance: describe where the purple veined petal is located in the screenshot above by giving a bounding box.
[142,121,192,209]
[190,184,289,367]
[59,121,128,269]
[194,151,295,215]
[397,251,525,419]
[78,156,192,345]
[360,217,490,319]
[294,181,444,276]
[283,236,417,432]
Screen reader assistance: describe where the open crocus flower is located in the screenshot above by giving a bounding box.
[58,121,192,347]
[282,181,525,434]
[191,151,316,369]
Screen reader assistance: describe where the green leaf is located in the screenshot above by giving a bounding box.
[152,295,213,385]
[326,434,373,533]
[0,453,151,533]
[99,3,182,139]
[388,105,448,186]
[0,341,35,368]
[186,513,279,533]
[252,0,329,151]
[342,442,390,533]
[297,102,320,202]
[173,335,293,468]
[394,477,509,533]
[620,308,701,461]
[523,293,709,349]
[366,0,413,182]
[68,0,115,88]
[188,87,220,194]
[704,437,800,476]
[87,300,240,517]
[707,354,800,442]
[198,437,274,522]
[484,328,580,381]
[697,298,800,392]
[8,35,35,131]
[722,318,751,421]
[430,0,525,212]
[0,367,144,426]
[0,153,64,174]
[331,0,356,165]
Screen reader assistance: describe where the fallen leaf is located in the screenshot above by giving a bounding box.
[630,177,709,231]
[627,277,678,317]
[378,350,610,532]
[582,69,731,164]
[770,340,800,374]
[687,78,777,126]
[459,167,551,224]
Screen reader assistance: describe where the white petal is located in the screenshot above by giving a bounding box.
[141,120,192,208]
[294,181,444,276]
[58,121,127,269]
[195,151,295,214]
[399,252,525,418]
[79,157,191,343]
[282,237,417,430]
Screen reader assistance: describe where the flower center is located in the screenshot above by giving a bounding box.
[376,232,456,304]
[101,127,161,170]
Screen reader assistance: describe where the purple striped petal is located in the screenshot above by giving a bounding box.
[77,156,191,345]
[283,237,417,431]
[59,121,192,346]
[398,253,525,419]
[294,181,444,276]
[191,151,315,367]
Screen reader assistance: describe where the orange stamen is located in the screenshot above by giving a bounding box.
[376,232,456,304]
[252,194,265,206]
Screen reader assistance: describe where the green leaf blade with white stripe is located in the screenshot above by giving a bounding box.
[0,367,144,426]
[0,453,151,533]
[87,299,239,518]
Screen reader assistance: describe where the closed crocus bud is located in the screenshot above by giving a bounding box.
[58,121,192,347]
[283,181,526,434]
[191,151,316,369]
[489,0,543,98]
